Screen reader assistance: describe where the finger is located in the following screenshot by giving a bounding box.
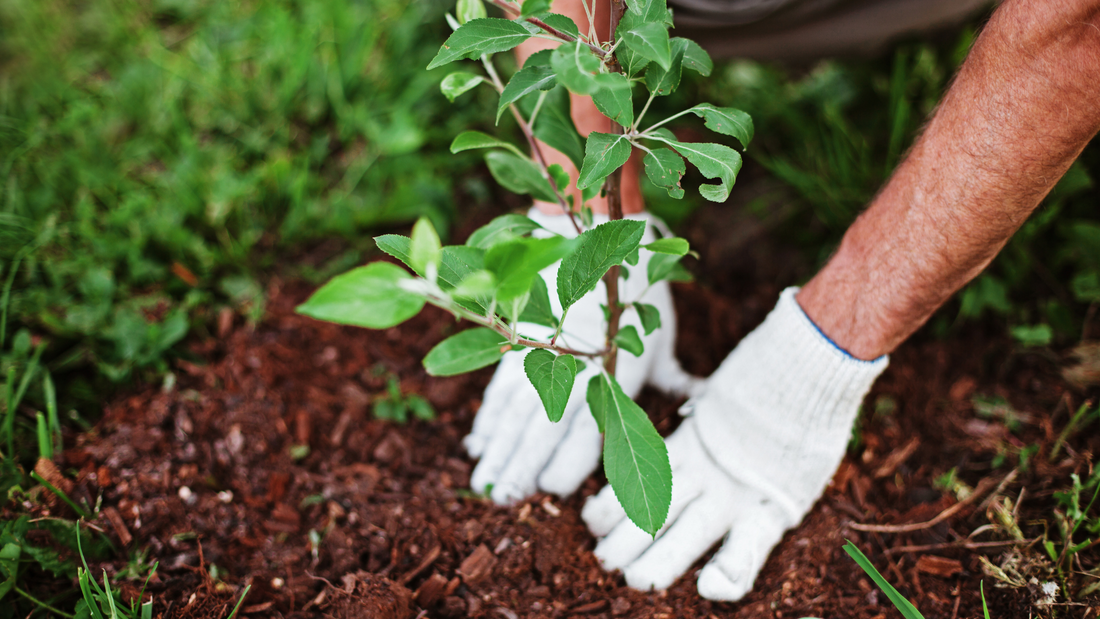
[696,498,790,602]
[621,490,738,591]
[489,392,588,504]
[464,357,525,457]
[469,389,540,499]
[591,472,704,571]
[581,481,625,538]
[537,405,602,496]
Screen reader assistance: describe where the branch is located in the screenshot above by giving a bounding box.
[601,0,628,376]
[489,0,608,58]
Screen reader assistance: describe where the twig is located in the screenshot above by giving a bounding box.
[488,0,608,58]
[601,0,628,375]
[883,538,1038,556]
[850,475,1003,533]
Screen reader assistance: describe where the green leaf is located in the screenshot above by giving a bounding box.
[520,0,551,17]
[451,131,526,158]
[614,325,644,357]
[647,253,692,285]
[541,13,581,37]
[531,87,585,170]
[648,136,742,202]
[633,302,661,335]
[1011,324,1053,347]
[457,0,487,23]
[677,38,713,76]
[519,274,558,328]
[428,18,532,69]
[548,163,570,195]
[376,236,485,289]
[577,133,632,190]
[485,236,577,302]
[550,41,604,95]
[424,328,508,376]
[485,151,558,203]
[466,214,542,249]
[296,263,425,329]
[586,374,610,433]
[588,374,671,536]
[843,541,926,619]
[441,72,485,102]
[644,39,685,96]
[621,23,671,71]
[452,270,497,299]
[409,218,442,276]
[642,148,685,199]
[497,64,556,123]
[524,349,579,422]
[688,103,754,149]
[622,0,673,25]
[625,248,640,266]
[591,73,634,129]
[557,219,646,311]
[643,237,689,256]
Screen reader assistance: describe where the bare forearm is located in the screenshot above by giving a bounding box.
[799,0,1100,360]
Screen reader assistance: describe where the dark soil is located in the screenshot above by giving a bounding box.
[53,203,1100,618]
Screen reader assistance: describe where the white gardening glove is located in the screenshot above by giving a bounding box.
[582,288,888,600]
[464,208,703,505]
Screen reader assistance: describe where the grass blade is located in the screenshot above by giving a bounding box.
[843,541,925,619]
[36,412,51,460]
[226,584,252,619]
[31,471,91,519]
[44,372,60,455]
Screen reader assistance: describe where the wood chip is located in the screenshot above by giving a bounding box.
[399,543,441,585]
[916,555,964,578]
[572,599,609,614]
[241,601,274,614]
[414,573,449,608]
[102,507,132,546]
[873,438,921,479]
[457,544,497,585]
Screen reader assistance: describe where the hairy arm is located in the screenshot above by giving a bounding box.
[799,0,1100,360]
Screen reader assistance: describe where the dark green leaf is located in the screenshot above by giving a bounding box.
[633,302,661,335]
[622,23,671,70]
[557,219,646,311]
[677,38,713,76]
[519,274,558,327]
[524,349,579,422]
[843,541,926,619]
[643,237,688,255]
[520,0,552,17]
[548,163,570,195]
[423,328,508,376]
[531,87,585,170]
[642,148,685,199]
[621,0,673,25]
[644,40,685,96]
[441,72,484,102]
[688,103,753,149]
[586,374,610,433]
[485,151,558,203]
[577,133,632,190]
[451,131,525,157]
[497,64,557,123]
[646,253,692,285]
[541,13,580,37]
[614,325,644,356]
[296,263,424,329]
[428,18,532,69]
[485,236,577,302]
[589,373,671,536]
[625,248,640,266]
[550,41,603,95]
[466,214,542,249]
[647,136,742,202]
[591,73,634,129]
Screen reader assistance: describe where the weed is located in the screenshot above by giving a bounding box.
[373,377,436,423]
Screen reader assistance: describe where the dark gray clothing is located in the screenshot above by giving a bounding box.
[668,0,994,59]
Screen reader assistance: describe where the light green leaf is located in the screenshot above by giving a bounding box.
[428,18,531,69]
[1011,324,1053,348]
[296,263,425,329]
[485,236,577,302]
[524,349,579,422]
[591,73,634,129]
[497,64,557,123]
[647,136,742,202]
[642,148,685,199]
[588,374,671,536]
[424,328,508,376]
[843,541,926,619]
[499,290,532,323]
[625,248,640,266]
[646,253,692,285]
[614,325,644,357]
[375,237,489,312]
[557,219,646,311]
[577,133,632,190]
[450,131,526,158]
[548,163,570,195]
[677,38,713,76]
[550,41,604,95]
[586,374,610,433]
[622,23,671,71]
[519,274,558,328]
[621,0,673,25]
[633,302,661,335]
[531,87,585,170]
[643,237,689,256]
[441,72,485,102]
[409,218,442,276]
[541,13,581,37]
[466,214,542,249]
[452,270,497,299]
[643,38,685,96]
[520,0,552,17]
[485,151,558,203]
[457,0,487,23]
[688,103,754,149]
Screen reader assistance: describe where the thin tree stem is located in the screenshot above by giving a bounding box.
[601,0,627,376]
[489,0,608,58]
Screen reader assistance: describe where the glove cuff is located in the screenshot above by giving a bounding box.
[691,287,888,525]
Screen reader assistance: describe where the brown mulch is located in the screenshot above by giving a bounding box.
[52,205,1100,619]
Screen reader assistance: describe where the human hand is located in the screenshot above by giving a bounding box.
[463,208,702,505]
[582,288,888,600]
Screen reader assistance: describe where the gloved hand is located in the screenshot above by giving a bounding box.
[582,288,889,600]
[464,208,702,505]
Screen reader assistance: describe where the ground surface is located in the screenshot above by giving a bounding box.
[44,205,1100,618]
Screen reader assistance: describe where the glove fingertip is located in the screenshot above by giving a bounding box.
[696,563,753,602]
